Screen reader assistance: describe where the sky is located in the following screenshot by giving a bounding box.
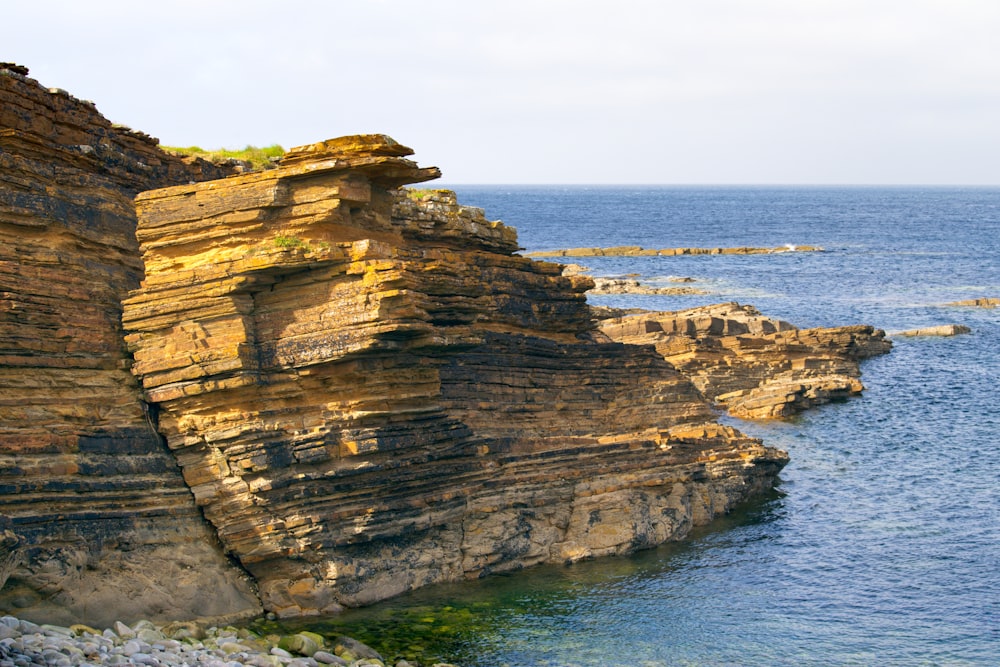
[5,0,1000,184]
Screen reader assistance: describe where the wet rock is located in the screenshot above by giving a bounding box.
[333,636,382,662]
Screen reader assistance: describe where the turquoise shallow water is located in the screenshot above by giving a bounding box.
[276,187,1000,666]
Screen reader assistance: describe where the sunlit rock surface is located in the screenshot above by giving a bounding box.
[123,137,789,617]
[599,302,892,420]
[894,324,972,337]
[0,64,260,625]
[946,297,999,308]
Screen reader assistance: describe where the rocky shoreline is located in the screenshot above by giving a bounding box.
[526,244,823,257]
[0,615,454,667]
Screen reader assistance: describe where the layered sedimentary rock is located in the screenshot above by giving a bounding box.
[599,303,892,420]
[0,65,259,625]
[123,137,788,617]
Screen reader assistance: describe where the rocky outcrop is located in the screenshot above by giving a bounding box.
[0,65,260,625]
[122,136,788,617]
[0,515,21,592]
[946,297,999,308]
[588,277,708,296]
[894,324,972,337]
[599,303,892,420]
[527,244,823,258]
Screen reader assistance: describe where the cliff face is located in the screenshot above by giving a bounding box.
[599,303,892,419]
[121,135,788,617]
[0,65,259,625]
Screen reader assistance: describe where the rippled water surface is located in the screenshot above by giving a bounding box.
[279,187,1000,666]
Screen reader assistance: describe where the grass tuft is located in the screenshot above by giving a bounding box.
[161,144,285,171]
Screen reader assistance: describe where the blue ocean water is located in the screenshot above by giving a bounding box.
[295,187,1000,666]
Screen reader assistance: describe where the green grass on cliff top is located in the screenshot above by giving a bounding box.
[161,144,285,171]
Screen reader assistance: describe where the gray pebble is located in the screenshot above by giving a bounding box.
[122,639,143,656]
[40,625,73,638]
[113,621,134,639]
[15,622,38,635]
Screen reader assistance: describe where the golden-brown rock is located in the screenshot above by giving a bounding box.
[599,302,892,420]
[946,297,999,308]
[895,324,972,337]
[0,64,260,625]
[123,139,788,616]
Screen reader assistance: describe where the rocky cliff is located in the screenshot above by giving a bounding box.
[0,64,259,625]
[121,136,788,617]
[598,302,892,419]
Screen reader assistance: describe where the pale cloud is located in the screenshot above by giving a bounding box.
[4,0,1000,183]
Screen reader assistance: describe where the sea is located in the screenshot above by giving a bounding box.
[278,186,1000,666]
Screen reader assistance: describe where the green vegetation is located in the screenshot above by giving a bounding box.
[161,144,285,171]
[404,187,439,201]
[272,235,331,253]
[274,234,308,250]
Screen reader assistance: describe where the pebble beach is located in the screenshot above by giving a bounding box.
[0,616,457,667]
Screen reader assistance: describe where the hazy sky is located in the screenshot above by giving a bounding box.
[6,1,1000,184]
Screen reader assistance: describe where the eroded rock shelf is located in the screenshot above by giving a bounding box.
[598,303,891,420]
